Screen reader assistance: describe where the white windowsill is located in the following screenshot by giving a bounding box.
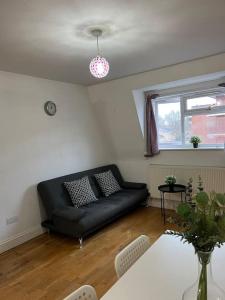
[159,147,224,151]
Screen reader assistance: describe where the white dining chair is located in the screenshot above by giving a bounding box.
[63,285,98,300]
[115,234,150,278]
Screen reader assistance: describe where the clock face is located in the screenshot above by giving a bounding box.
[44,101,56,116]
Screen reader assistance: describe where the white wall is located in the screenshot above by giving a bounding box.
[88,53,225,195]
[0,71,112,252]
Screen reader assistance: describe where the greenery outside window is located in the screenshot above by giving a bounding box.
[154,89,225,149]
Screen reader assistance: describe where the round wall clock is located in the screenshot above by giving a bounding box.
[44,101,57,116]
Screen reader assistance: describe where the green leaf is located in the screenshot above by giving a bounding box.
[169,188,225,251]
[177,202,192,219]
[216,193,225,207]
[195,192,209,208]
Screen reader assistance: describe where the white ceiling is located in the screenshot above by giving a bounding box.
[0,0,225,85]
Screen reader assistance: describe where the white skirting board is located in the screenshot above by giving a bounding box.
[0,225,45,254]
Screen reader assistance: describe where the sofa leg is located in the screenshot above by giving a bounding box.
[78,237,83,249]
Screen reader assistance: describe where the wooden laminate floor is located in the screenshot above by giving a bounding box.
[0,207,175,300]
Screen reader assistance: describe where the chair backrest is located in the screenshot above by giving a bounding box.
[115,235,150,278]
[63,285,98,300]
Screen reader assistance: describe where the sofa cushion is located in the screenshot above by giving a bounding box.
[77,188,148,233]
[64,176,97,208]
[94,170,121,197]
[121,181,147,190]
[53,207,86,222]
[106,188,149,210]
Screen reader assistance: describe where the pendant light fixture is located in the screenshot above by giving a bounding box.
[89,29,109,78]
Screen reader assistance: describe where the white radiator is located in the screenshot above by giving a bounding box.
[149,164,225,200]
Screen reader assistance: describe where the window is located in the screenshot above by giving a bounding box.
[154,90,225,149]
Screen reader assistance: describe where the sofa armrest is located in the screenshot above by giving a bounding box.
[52,207,86,222]
[121,181,147,190]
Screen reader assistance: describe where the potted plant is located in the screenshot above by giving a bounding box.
[165,175,176,191]
[167,191,225,299]
[186,177,193,203]
[190,136,201,148]
[197,175,204,192]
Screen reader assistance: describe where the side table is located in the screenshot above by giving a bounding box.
[158,184,186,224]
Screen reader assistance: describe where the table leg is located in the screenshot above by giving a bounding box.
[162,192,166,224]
[181,192,183,202]
[160,192,163,216]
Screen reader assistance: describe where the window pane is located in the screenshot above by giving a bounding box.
[157,100,181,145]
[186,93,225,110]
[185,113,225,145]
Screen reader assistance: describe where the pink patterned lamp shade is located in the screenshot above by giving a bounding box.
[89,55,109,78]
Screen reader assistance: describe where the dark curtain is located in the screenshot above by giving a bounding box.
[145,93,160,157]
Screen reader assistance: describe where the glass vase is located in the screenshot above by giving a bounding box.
[182,251,225,300]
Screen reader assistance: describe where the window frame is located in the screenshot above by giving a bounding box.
[183,90,225,116]
[154,89,225,150]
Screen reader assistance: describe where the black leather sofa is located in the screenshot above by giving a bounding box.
[37,164,149,246]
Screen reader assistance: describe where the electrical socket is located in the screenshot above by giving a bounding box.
[6,216,18,225]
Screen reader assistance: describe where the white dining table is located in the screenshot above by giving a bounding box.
[101,234,225,300]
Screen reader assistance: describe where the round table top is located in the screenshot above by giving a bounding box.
[158,184,186,193]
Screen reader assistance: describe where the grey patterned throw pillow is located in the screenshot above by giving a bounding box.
[94,170,121,197]
[64,176,98,208]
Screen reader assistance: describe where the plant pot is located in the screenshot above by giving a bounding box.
[169,184,174,191]
[193,143,199,148]
[182,251,225,300]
